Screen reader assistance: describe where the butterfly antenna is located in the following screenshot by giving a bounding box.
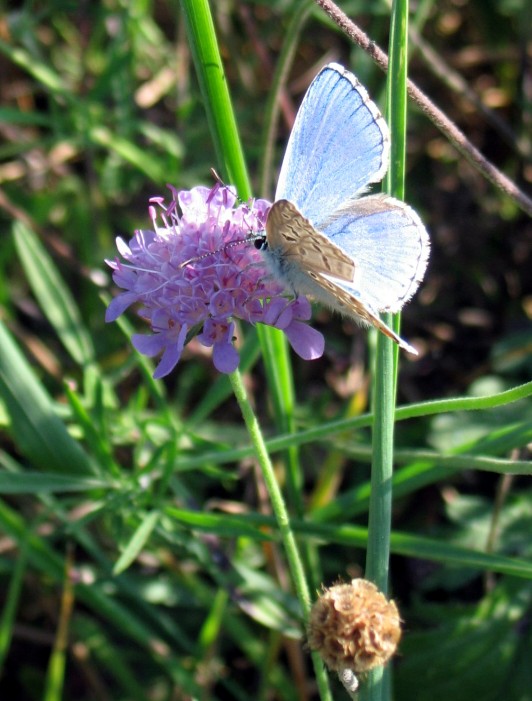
[179,170,265,268]
[210,167,225,187]
[210,168,246,206]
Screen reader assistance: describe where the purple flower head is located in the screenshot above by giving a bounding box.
[105,184,324,377]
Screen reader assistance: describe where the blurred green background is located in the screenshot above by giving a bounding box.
[0,1,531,700]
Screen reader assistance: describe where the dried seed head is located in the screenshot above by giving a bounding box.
[307,578,401,674]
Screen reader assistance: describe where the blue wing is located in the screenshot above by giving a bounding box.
[320,194,430,312]
[275,63,389,226]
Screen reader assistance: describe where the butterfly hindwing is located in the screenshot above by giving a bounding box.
[319,194,430,312]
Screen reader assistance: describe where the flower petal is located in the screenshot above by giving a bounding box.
[153,343,183,378]
[212,341,239,373]
[284,321,324,360]
[132,333,167,357]
[105,293,138,321]
[290,296,312,320]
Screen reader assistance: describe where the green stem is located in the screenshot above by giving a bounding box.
[365,339,395,594]
[179,0,251,196]
[228,370,332,701]
[363,1,409,701]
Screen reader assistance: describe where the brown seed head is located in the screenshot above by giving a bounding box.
[307,578,401,673]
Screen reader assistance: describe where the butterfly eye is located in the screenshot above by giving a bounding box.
[254,236,267,251]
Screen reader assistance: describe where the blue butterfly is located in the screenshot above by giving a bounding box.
[257,62,430,354]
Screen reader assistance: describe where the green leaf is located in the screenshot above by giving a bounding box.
[13,221,95,367]
[395,580,531,701]
[113,511,160,575]
[90,126,169,184]
[0,471,108,494]
[0,322,94,474]
[0,537,29,674]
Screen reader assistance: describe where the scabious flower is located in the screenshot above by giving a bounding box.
[105,184,324,377]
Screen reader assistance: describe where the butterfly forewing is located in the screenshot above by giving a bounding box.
[266,200,356,282]
[275,63,390,227]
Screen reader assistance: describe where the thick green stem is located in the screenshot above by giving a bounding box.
[362,1,409,700]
